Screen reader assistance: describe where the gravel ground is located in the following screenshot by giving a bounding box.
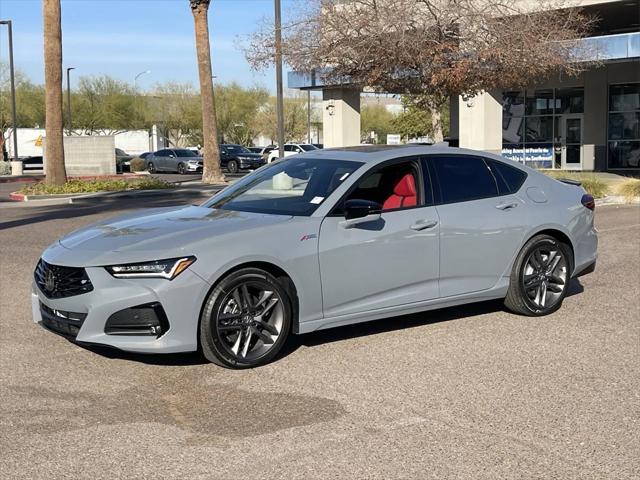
[0,199,638,480]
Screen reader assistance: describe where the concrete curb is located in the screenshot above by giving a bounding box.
[596,195,640,206]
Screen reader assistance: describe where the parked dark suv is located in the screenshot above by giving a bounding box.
[220,144,265,173]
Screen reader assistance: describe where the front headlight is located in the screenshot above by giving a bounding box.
[187,159,200,165]
[105,256,196,280]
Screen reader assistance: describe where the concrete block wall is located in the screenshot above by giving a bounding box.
[44,135,116,176]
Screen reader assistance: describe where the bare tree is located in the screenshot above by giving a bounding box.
[247,0,597,141]
[43,0,66,185]
[190,0,224,184]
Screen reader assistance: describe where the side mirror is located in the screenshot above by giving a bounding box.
[340,199,382,228]
[169,154,175,158]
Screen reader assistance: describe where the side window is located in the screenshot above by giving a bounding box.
[155,149,168,156]
[430,156,499,204]
[284,145,294,152]
[344,161,422,212]
[486,159,527,194]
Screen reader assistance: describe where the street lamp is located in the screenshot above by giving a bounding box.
[134,70,151,90]
[66,67,75,132]
[0,20,18,163]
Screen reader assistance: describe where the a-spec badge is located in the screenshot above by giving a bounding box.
[300,234,318,242]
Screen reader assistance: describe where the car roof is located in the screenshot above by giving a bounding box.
[298,144,522,167]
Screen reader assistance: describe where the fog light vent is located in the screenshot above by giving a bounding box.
[105,302,169,338]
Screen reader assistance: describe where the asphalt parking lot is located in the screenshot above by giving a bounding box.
[0,197,638,479]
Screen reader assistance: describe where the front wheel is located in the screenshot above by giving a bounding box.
[147,161,156,173]
[505,234,572,316]
[227,159,239,174]
[200,268,293,368]
[177,162,186,174]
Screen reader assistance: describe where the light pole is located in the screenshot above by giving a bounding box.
[0,20,18,163]
[66,67,75,132]
[134,70,150,90]
[274,0,285,158]
[307,90,311,144]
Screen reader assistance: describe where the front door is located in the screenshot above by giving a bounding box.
[561,115,583,170]
[319,159,440,319]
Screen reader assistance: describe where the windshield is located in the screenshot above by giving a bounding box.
[175,149,199,157]
[223,145,251,154]
[300,144,318,151]
[205,157,362,216]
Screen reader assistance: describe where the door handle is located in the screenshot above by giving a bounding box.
[495,202,519,210]
[410,219,438,231]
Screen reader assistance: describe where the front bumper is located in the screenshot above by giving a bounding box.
[186,162,203,172]
[239,160,265,170]
[32,265,209,353]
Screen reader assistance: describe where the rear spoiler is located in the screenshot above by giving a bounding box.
[557,178,582,187]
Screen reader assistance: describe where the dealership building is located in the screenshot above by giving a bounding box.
[289,0,640,173]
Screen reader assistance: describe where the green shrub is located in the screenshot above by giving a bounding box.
[540,171,609,198]
[618,179,640,200]
[19,177,171,195]
[130,157,145,172]
[0,161,11,175]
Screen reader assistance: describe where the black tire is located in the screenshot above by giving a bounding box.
[147,161,156,173]
[177,162,186,174]
[199,268,293,368]
[504,234,572,316]
[227,159,239,174]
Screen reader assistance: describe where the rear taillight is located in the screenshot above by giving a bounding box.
[581,194,595,211]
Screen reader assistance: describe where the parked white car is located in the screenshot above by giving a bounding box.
[267,143,319,162]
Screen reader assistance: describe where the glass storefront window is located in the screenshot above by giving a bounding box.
[525,116,554,143]
[502,88,584,169]
[608,141,640,168]
[608,112,640,140]
[609,84,640,112]
[526,89,554,115]
[608,83,640,169]
[556,88,584,114]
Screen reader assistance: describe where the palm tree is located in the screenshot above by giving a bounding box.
[189,0,224,184]
[43,0,67,185]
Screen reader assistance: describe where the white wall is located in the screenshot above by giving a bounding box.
[5,128,151,159]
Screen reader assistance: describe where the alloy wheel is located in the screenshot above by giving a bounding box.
[214,280,284,361]
[147,162,155,173]
[521,246,568,310]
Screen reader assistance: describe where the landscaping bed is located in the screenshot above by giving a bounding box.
[18,177,171,195]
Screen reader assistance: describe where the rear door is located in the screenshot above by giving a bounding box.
[426,155,529,297]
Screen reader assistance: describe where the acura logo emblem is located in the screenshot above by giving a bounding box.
[44,270,56,292]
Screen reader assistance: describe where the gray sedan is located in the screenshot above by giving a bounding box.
[32,145,597,368]
[145,148,203,174]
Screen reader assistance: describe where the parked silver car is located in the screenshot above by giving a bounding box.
[145,148,203,174]
[32,145,597,368]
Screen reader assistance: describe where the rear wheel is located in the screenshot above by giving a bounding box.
[227,159,239,174]
[200,268,292,368]
[505,234,572,316]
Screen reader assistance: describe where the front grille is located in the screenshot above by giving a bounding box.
[34,259,93,299]
[40,303,87,339]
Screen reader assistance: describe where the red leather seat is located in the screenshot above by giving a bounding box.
[383,173,417,210]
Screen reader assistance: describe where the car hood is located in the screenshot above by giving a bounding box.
[48,206,292,267]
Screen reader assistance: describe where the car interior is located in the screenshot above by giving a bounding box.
[346,162,421,211]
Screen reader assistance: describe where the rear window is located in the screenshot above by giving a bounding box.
[487,159,527,194]
[430,156,498,204]
[175,150,198,157]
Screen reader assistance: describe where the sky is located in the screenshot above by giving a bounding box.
[0,0,301,93]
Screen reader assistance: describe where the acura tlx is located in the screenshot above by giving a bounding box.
[33,145,597,368]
